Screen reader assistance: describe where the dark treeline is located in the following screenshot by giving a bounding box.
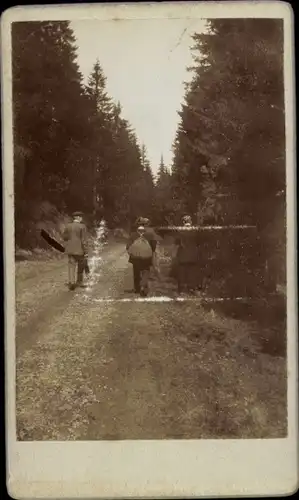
[157,19,286,288]
[13,21,155,247]
[13,19,286,286]
[160,19,285,229]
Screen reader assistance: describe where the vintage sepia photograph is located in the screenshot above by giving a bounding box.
[2,1,297,498]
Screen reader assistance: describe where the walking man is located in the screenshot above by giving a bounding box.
[175,215,199,294]
[63,211,88,290]
[126,224,155,296]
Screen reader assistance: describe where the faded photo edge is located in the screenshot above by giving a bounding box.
[2,1,298,498]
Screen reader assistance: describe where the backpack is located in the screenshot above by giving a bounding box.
[128,235,153,259]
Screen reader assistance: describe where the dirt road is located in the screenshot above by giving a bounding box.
[16,239,287,440]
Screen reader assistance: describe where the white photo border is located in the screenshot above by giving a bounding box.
[2,2,298,498]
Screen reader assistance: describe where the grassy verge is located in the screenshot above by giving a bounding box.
[16,298,287,440]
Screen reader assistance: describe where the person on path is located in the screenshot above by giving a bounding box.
[96,219,108,245]
[63,211,88,290]
[134,217,159,254]
[174,215,200,294]
[126,224,155,296]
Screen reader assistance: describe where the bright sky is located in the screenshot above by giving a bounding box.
[71,19,207,173]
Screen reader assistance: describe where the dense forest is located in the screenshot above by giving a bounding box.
[12,21,155,247]
[170,19,285,228]
[169,19,286,287]
[13,19,286,285]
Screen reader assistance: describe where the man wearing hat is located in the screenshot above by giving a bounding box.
[174,215,199,294]
[182,215,192,227]
[126,225,154,296]
[134,217,159,252]
[63,211,88,290]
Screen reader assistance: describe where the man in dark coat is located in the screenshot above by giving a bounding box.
[63,211,88,290]
[174,215,200,294]
[126,223,157,296]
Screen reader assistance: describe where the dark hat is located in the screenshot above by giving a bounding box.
[73,211,83,217]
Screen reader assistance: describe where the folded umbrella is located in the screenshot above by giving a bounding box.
[41,229,90,275]
[40,229,65,253]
